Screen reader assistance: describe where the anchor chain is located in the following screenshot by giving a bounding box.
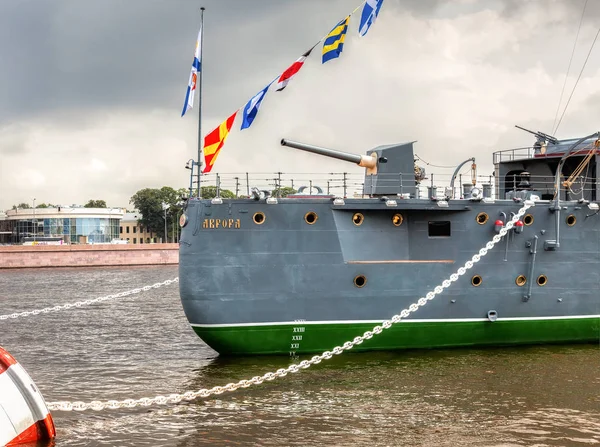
[47,201,533,412]
[0,278,179,321]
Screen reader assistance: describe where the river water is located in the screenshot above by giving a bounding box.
[0,266,598,447]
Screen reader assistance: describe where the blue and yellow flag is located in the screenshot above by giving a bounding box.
[322,16,350,64]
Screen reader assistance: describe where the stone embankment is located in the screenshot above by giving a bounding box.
[0,244,179,269]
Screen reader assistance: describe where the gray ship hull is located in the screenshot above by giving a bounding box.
[179,197,600,355]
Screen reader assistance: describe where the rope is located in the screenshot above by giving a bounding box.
[562,143,597,189]
[554,23,600,134]
[552,0,588,133]
[414,154,456,169]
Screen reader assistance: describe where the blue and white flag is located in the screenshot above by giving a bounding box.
[359,0,384,37]
[181,26,202,117]
[241,79,275,130]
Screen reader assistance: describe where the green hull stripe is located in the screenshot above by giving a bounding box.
[190,314,600,328]
[192,318,600,356]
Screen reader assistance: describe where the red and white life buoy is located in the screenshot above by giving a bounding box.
[0,346,55,446]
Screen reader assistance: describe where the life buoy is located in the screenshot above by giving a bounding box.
[0,346,55,446]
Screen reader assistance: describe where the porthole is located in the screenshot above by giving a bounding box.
[354,275,367,288]
[476,212,489,225]
[471,275,482,287]
[392,213,403,226]
[352,213,364,226]
[523,214,534,226]
[566,214,576,226]
[515,275,527,287]
[253,212,266,225]
[537,275,548,286]
[304,211,318,225]
[179,214,188,227]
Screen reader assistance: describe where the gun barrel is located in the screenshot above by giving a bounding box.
[515,125,536,136]
[280,139,376,168]
[515,125,558,144]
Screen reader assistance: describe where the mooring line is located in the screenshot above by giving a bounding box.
[46,201,534,412]
[0,278,179,321]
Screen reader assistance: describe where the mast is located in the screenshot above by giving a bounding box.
[197,7,205,198]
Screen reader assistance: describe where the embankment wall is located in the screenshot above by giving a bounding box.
[0,244,179,269]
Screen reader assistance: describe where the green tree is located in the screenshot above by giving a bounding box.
[12,202,30,210]
[199,186,235,199]
[131,186,238,242]
[84,199,107,208]
[131,186,240,242]
[272,186,297,198]
[36,203,55,208]
[130,186,182,241]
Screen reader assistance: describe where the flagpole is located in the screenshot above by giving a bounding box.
[197,6,205,198]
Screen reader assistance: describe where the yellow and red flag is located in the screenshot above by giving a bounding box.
[202,111,238,173]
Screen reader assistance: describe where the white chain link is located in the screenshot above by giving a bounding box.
[0,278,179,321]
[47,201,533,412]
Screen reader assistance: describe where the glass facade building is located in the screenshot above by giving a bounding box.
[3,208,124,244]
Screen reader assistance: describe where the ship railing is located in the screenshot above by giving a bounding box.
[193,171,496,200]
[492,146,536,164]
[493,144,600,164]
[501,172,597,201]
[193,171,597,202]
[197,171,365,198]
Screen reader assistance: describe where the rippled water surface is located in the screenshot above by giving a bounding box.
[1,266,599,446]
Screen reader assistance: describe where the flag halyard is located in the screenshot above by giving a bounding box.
[185,2,387,174]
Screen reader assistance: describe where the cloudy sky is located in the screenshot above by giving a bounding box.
[1,0,599,209]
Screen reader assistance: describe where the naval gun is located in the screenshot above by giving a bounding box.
[515,125,558,154]
[515,125,558,145]
[281,138,421,197]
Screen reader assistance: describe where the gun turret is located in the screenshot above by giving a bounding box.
[281,138,419,197]
[280,139,379,174]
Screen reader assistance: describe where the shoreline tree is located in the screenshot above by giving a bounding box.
[84,199,107,208]
[199,186,235,199]
[131,186,235,241]
[271,186,297,197]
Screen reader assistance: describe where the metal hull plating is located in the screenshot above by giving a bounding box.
[179,198,600,355]
[191,318,598,356]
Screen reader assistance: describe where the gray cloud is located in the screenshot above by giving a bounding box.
[0,0,450,124]
[0,0,349,123]
[2,0,600,209]
[499,0,600,18]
